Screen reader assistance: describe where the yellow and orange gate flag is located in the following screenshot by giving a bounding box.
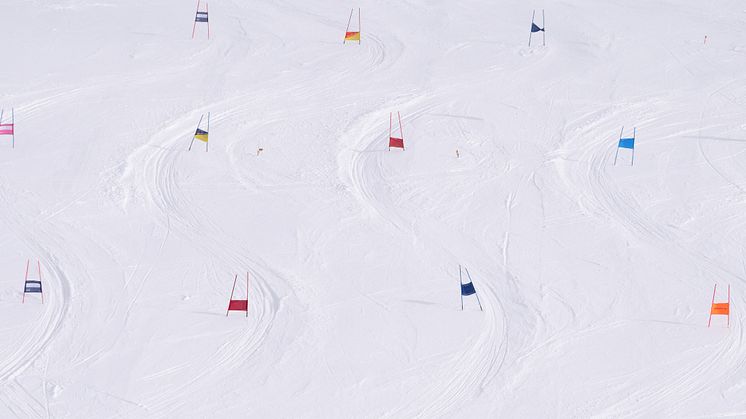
[343,8,361,44]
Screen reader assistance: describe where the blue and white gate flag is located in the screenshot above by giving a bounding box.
[24,280,42,293]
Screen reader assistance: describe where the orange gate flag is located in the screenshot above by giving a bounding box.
[708,284,730,327]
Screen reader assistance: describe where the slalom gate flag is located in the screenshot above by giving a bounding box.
[528,9,546,47]
[461,282,476,296]
[0,108,14,141]
[22,259,44,304]
[458,265,483,311]
[192,0,210,39]
[389,112,405,150]
[708,284,730,327]
[25,281,42,293]
[618,137,635,149]
[614,126,636,166]
[195,128,209,142]
[189,112,210,151]
[343,8,361,44]
[226,273,250,317]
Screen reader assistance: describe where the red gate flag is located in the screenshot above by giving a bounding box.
[389,112,404,150]
[226,272,249,317]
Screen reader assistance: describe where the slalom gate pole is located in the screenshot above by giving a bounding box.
[188,114,204,151]
[727,284,731,327]
[459,265,464,311]
[227,274,238,316]
[344,8,353,44]
[11,108,14,149]
[206,112,210,152]
[246,272,250,317]
[613,126,623,166]
[542,9,546,47]
[22,259,29,303]
[398,112,404,150]
[192,0,200,39]
[465,268,483,311]
[630,127,636,166]
[358,8,361,45]
[708,284,717,327]
[38,260,43,304]
[389,112,392,151]
[207,3,210,40]
[529,10,535,47]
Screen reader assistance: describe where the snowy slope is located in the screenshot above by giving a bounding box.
[1,0,746,417]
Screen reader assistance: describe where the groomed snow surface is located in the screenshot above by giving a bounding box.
[1,0,746,417]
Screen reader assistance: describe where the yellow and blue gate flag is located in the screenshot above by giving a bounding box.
[461,282,476,296]
[618,137,635,149]
[531,23,544,33]
[194,128,209,142]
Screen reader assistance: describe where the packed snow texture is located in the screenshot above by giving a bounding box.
[1,0,746,417]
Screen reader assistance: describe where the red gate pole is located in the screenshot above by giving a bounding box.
[245,272,250,317]
[192,0,200,39]
[206,3,210,40]
[388,112,392,151]
[398,112,404,150]
[226,274,238,316]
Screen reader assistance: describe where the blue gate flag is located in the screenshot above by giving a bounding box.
[531,23,544,33]
[24,280,42,293]
[461,282,476,296]
[195,11,208,22]
[618,137,635,149]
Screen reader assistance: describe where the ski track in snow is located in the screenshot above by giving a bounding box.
[2,0,746,417]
